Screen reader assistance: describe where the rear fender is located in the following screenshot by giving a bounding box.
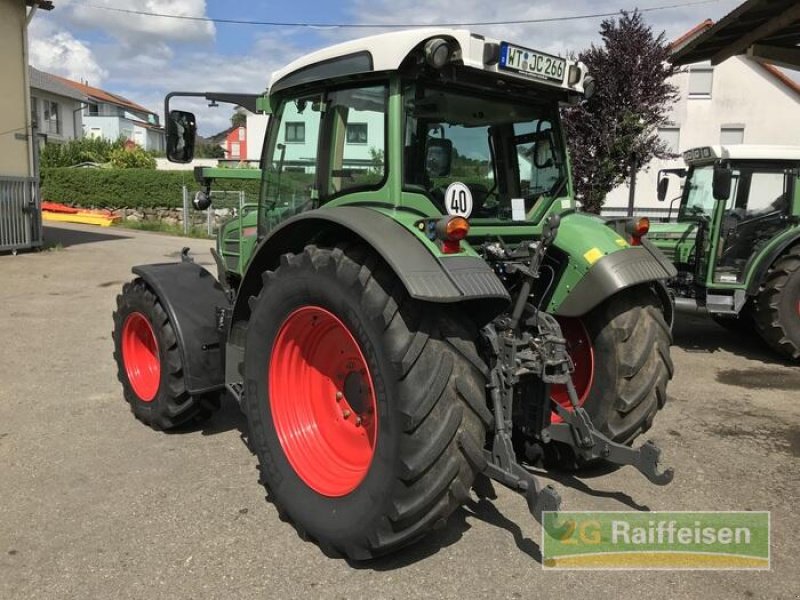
[132,262,228,395]
[230,206,510,326]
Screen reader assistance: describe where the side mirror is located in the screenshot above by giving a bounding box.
[167,110,197,164]
[192,190,211,211]
[712,166,733,201]
[425,138,453,178]
[657,177,669,202]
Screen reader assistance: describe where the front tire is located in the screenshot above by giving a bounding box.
[243,245,488,560]
[549,285,673,466]
[753,245,800,360]
[112,279,218,430]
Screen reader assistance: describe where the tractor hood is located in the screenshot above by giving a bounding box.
[647,221,698,264]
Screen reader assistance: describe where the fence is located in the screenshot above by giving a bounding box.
[181,186,259,238]
[0,176,42,253]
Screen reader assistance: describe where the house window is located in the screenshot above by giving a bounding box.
[688,65,714,97]
[87,103,99,116]
[238,127,246,141]
[285,122,305,143]
[720,126,745,145]
[43,100,61,135]
[658,126,681,154]
[346,123,368,144]
[230,142,240,159]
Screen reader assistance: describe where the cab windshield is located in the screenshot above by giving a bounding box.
[680,166,716,219]
[403,83,568,220]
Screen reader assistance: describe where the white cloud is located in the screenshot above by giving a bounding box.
[28,19,107,84]
[25,0,749,139]
[65,0,215,44]
[344,0,743,56]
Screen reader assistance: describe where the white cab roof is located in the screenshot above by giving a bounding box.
[683,145,800,164]
[269,28,587,94]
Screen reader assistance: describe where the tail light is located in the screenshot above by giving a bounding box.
[435,216,470,254]
[627,217,650,246]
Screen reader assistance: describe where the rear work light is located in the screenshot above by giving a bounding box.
[627,217,650,246]
[435,216,470,254]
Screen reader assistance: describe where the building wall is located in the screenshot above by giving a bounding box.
[0,0,32,177]
[246,114,269,161]
[604,56,800,215]
[83,114,165,151]
[83,115,122,143]
[31,90,83,143]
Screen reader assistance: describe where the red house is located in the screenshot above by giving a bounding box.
[225,126,247,160]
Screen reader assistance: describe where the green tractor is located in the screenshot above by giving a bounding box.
[112,29,676,559]
[651,145,800,360]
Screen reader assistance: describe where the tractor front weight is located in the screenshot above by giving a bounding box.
[472,216,674,525]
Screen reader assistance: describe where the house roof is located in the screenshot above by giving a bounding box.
[26,1,54,10]
[670,19,800,98]
[670,0,800,69]
[29,66,87,102]
[52,75,157,117]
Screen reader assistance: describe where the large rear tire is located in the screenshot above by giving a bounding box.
[242,245,488,560]
[112,279,218,430]
[753,245,800,360]
[548,285,673,466]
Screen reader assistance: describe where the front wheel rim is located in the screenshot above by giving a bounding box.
[121,312,161,402]
[269,306,378,497]
[550,317,595,422]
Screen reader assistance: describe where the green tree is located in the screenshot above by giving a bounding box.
[109,146,156,169]
[562,10,678,213]
[39,137,125,168]
[231,111,247,128]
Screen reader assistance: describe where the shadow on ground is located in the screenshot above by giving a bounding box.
[671,310,791,365]
[43,225,131,248]
[193,395,654,568]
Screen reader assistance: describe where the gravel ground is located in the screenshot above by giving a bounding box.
[1,223,798,599]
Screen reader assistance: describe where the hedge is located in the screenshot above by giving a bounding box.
[40,168,261,209]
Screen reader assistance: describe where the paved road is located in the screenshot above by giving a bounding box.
[1,223,798,599]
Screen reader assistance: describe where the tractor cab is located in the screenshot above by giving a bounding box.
[165,29,605,293]
[652,145,800,341]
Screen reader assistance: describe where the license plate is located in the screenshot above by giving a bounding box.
[499,42,566,83]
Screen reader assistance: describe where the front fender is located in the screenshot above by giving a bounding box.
[132,261,228,395]
[545,213,676,317]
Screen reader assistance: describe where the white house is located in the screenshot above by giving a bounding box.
[29,66,86,146]
[604,20,800,217]
[53,76,165,152]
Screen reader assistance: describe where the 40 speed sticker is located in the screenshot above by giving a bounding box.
[444,182,473,218]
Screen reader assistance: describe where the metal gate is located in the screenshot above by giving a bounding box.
[0,176,42,253]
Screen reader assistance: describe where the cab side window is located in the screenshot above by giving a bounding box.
[321,85,387,200]
[260,94,323,231]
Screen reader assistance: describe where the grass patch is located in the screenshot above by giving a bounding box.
[113,220,213,239]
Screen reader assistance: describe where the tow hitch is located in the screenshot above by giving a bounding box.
[473,215,674,526]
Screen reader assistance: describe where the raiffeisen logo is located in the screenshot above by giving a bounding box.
[542,512,770,570]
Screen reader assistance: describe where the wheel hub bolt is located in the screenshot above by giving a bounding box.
[342,409,351,419]
[335,391,343,401]
[355,416,362,426]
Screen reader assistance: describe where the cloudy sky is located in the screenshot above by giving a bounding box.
[29,0,744,134]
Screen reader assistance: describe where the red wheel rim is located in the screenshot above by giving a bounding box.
[550,317,594,423]
[269,306,378,497]
[121,312,160,402]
